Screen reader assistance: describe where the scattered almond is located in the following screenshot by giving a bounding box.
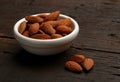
[69,54,85,63]
[65,54,94,73]
[82,58,94,71]
[65,61,83,72]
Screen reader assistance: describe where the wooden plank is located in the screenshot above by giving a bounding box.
[1,0,120,52]
[0,39,119,82]
[73,16,120,53]
[0,0,120,81]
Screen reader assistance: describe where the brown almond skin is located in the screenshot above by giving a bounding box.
[22,31,29,37]
[58,18,72,27]
[40,23,56,35]
[25,16,43,23]
[51,34,63,39]
[38,30,45,34]
[69,54,85,63]
[45,11,60,21]
[18,21,27,34]
[37,14,48,18]
[56,25,72,34]
[29,23,40,35]
[82,58,94,71]
[37,14,48,20]
[44,21,59,28]
[65,61,83,72]
[30,34,51,39]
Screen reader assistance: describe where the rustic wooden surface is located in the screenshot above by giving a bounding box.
[0,0,120,82]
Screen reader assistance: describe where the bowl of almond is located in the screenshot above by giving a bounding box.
[14,11,79,55]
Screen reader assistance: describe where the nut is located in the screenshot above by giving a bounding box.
[30,34,51,39]
[37,14,48,19]
[40,23,56,35]
[25,16,43,23]
[82,58,94,71]
[18,11,73,39]
[18,21,27,34]
[44,21,58,28]
[38,30,45,34]
[29,23,40,35]
[51,34,63,39]
[58,18,72,27]
[65,61,83,72]
[65,54,95,73]
[45,11,60,21]
[69,54,85,63]
[22,31,29,37]
[56,25,72,34]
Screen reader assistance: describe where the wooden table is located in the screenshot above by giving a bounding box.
[0,0,120,82]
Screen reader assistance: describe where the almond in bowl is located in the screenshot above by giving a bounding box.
[14,11,79,55]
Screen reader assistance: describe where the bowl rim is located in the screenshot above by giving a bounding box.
[14,13,79,43]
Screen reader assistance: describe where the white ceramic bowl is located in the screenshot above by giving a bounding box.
[14,13,79,55]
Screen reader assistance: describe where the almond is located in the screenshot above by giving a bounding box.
[40,23,56,35]
[38,30,45,34]
[82,58,94,71]
[30,34,51,39]
[45,11,60,21]
[56,25,72,34]
[37,14,48,19]
[65,61,83,72]
[29,23,40,35]
[25,16,43,23]
[69,54,85,63]
[18,21,27,34]
[44,21,59,28]
[22,31,29,37]
[58,18,72,27]
[51,34,63,39]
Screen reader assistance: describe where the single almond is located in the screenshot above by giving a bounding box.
[65,61,83,73]
[25,16,43,23]
[58,18,72,27]
[44,21,59,28]
[29,23,40,35]
[18,21,27,34]
[69,54,85,63]
[45,11,60,21]
[37,14,48,20]
[38,30,45,34]
[82,58,94,71]
[40,23,56,35]
[56,25,72,34]
[30,34,51,39]
[22,31,29,37]
[51,34,63,39]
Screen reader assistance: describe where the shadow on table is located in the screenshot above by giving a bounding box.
[13,49,67,68]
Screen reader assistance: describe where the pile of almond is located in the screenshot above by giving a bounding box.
[18,11,73,39]
[65,54,94,73]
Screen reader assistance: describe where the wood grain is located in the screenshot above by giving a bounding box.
[0,0,120,82]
